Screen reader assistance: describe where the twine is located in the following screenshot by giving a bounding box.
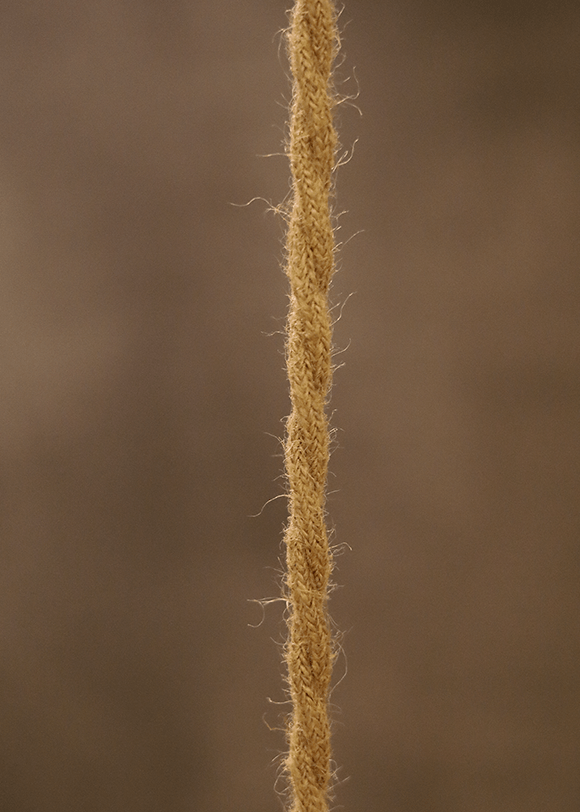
[281,2,338,811]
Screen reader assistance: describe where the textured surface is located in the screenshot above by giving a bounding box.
[283,2,337,811]
[0,2,579,811]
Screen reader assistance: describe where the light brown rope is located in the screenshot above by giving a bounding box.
[282,2,338,811]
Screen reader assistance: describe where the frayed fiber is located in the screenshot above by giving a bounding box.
[281,2,339,812]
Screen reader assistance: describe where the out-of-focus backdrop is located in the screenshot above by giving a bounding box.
[1,2,579,810]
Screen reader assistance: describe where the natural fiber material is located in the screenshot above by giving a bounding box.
[282,2,338,811]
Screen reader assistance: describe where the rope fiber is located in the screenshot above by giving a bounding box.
[282,2,339,811]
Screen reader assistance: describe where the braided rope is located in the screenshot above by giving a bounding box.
[282,2,338,811]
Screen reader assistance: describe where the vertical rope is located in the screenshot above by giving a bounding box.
[282,2,338,811]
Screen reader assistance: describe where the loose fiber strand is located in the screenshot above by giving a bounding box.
[282,2,339,812]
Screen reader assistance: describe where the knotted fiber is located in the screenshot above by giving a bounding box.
[281,2,339,812]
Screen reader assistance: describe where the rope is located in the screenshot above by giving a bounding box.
[282,2,338,811]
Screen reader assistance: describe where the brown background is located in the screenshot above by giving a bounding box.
[1,1,579,810]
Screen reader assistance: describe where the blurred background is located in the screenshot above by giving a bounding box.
[1,1,579,810]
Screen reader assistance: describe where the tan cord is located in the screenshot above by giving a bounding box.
[282,2,338,811]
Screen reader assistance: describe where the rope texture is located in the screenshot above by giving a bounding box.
[282,2,338,811]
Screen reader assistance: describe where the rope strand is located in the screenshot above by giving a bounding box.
[282,3,338,811]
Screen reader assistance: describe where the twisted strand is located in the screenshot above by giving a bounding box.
[282,3,338,812]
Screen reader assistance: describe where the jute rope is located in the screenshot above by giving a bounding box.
[282,2,338,811]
